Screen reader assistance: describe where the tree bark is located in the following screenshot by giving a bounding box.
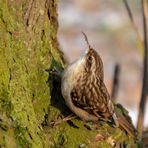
[0,0,63,147]
[0,0,140,147]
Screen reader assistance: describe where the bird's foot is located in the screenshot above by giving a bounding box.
[84,121,103,131]
[49,114,76,127]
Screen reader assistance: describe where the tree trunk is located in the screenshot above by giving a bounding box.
[0,0,63,147]
[0,0,140,147]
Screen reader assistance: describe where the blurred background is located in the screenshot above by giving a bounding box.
[58,0,148,128]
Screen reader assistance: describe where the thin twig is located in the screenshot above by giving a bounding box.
[122,0,134,23]
[137,0,148,136]
[111,63,120,101]
[122,0,143,50]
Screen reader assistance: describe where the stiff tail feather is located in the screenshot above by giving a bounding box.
[117,113,137,137]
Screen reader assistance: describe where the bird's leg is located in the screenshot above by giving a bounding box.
[49,114,76,126]
[84,120,104,131]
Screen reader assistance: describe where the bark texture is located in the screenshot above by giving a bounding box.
[0,0,141,147]
[0,0,63,147]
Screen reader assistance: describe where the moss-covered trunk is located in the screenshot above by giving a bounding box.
[0,0,63,147]
[0,0,141,147]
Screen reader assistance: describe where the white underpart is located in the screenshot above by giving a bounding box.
[61,56,98,121]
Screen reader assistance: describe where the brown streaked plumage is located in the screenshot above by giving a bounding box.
[61,32,136,137]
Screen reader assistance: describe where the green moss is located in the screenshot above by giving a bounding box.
[45,117,139,148]
[0,0,66,146]
[0,0,52,146]
[0,0,16,33]
[0,128,16,148]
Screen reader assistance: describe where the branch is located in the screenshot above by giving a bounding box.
[111,63,120,101]
[122,0,143,50]
[137,0,148,136]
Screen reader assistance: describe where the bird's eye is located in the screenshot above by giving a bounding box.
[88,56,92,62]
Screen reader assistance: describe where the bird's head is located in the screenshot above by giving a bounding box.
[81,32,104,80]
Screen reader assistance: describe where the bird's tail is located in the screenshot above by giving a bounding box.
[112,104,138,138]
[116,112,137,138]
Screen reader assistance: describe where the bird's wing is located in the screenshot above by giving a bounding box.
[71,78,113,119]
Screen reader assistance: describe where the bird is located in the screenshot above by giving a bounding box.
[61,32,136,137]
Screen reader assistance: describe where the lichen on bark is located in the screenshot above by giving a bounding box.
[0,0,63,147]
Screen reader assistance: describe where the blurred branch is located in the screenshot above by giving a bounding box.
[111,63,120,101]
[122,0,144,50]
[137,0,148,136]
[122,0,134,23]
